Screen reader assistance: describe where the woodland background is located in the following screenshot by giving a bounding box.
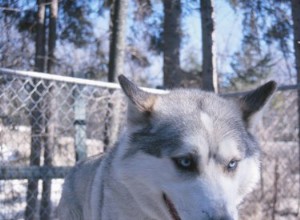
[0,0,299,219]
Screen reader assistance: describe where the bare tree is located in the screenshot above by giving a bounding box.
[25,1,46,219]
[108,0,128,82]
[292,0,300,97]
[104,0,128,150]
[47,0,58,75]
[163,0,182,88]
[40,1,58,219]
[24,1,58,219]
[200,0,218,92]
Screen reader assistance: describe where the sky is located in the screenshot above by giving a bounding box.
[183,0,243,73]
[146,0,294,87]
[19,0,292,87]
[144,0,245,87]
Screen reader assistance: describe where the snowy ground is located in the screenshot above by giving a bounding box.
[0,125,103,219]
[0,179,63,220]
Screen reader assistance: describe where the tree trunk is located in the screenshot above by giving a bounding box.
[163,0,182,89]
[40,0,58,219]
[108,0,128,82]
[291,0,300,206]
[46,0,57,74]
[292,0,300,90]
[104,0,128,151]
[200,0,218,92]
[25,1,46,219]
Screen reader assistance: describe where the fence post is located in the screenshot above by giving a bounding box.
[74,84,87,161]
[25,78,45,220]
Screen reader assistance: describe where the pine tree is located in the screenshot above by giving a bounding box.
[200,0,218,92]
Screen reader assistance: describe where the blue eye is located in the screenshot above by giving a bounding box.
[172,155,197,172]
[227,160,238,171]
[178,158,192,167]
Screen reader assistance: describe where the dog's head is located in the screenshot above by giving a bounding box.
[116,75,276,220]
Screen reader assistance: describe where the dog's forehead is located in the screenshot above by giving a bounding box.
[127,89,257,159]
[155,90,241,133]
[156,90,237,119]
[154,90,251,156]
[169,114,244,161]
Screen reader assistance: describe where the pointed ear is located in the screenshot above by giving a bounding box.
[239,81,277,128]
[118,75,157,126]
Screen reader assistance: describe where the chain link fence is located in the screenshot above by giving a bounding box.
[0,69,127,220]
[240,89,299,220]
[0,69,299,220]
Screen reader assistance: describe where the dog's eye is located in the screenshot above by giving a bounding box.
[227,160,238,171]
[172,155,197,172]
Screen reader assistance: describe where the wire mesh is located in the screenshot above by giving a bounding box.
[0,71,126,219]
[240,89,299,220]
[0,70,299,219]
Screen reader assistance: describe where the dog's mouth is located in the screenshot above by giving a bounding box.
[162,193,181,220]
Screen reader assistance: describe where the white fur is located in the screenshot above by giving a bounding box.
[200,112,214,136]
[218,137,242,161]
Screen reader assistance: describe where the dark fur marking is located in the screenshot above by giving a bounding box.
[239,81,277,126]
[128,122,183,158]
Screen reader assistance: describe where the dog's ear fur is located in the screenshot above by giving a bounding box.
[118,75,157,127]
[238,81,277,128]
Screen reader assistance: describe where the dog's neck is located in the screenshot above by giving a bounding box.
[100,179,161,220]
[93,141,171,220]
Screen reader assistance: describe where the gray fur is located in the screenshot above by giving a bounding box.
[58,76,276,220]
[126,89,261,160]
[127,122,183,158]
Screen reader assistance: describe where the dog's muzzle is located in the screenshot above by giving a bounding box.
[162,193,181,220]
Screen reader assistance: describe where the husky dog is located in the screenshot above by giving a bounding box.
[58,75,276,220]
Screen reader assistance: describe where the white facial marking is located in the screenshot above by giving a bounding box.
[200,112,214,135]
[183,134,209,160]
[236,157,260,201]
[218,137,241,161]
